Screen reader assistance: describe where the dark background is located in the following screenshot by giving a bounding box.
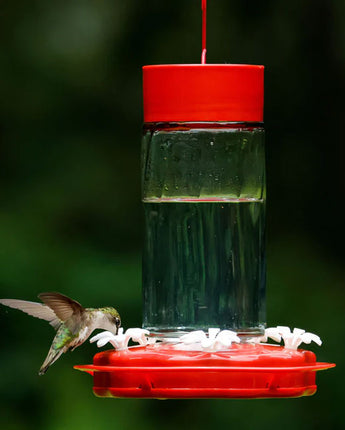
[0,1,344,429]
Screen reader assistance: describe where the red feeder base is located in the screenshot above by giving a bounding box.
[75,343,334,399]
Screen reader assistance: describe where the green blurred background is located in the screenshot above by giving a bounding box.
[0,0,344,429]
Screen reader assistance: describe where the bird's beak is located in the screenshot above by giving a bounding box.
[111,325,119,335]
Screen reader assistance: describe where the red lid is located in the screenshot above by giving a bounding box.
[143,64,264,123]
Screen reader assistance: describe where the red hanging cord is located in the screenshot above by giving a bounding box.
[201,0,207,64]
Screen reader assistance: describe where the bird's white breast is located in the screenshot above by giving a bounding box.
[78,326,90,341]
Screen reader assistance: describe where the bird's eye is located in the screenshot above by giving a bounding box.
[115,317,121,327]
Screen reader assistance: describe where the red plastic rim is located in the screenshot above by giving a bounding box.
[75,343,335,399]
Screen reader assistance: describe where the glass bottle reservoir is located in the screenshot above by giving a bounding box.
[141,65,265,338]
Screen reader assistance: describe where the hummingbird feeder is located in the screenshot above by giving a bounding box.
[75,1,334,398]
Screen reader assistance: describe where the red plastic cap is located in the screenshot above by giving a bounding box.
[143,64,264,123]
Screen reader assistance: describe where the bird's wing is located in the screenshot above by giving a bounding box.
[0,299,61,329]
[38,292,84,322]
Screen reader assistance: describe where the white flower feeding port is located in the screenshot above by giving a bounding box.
[248,327,322,350]
[90,328,152,350]
[75,1,334,398]
[88,326,322,352]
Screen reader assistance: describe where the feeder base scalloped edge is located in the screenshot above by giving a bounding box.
[75,343,335,399]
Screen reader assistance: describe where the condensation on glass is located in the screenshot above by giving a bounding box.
[142,122,266,338]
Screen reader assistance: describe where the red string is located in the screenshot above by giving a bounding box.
[201,0,207,64]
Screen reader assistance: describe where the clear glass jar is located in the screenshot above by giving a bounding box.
[142,121,266,338]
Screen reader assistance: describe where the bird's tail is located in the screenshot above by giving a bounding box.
[39,347,64,375]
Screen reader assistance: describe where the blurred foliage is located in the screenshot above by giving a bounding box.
[0,0,344,429]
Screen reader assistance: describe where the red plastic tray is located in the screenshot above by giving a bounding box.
[75,343,334,399]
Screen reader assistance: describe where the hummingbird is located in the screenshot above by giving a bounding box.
[0,292,121,375]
